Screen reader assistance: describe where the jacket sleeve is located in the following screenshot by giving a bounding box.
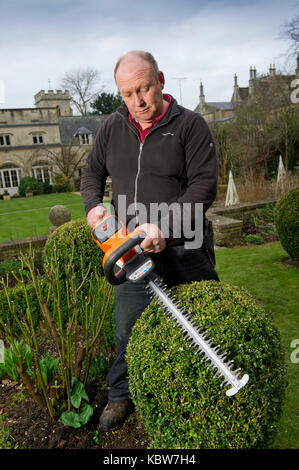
[80,124,109,215]
[159,113,218,243]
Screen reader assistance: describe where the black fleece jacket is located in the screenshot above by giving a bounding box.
[80,96,218,242]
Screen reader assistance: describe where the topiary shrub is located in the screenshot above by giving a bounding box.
[42,217,115,347]
[43,217,104,281]
[127,281,287,449]
[274,186,299,260]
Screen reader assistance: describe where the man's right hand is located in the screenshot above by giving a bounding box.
[87,205,108,229]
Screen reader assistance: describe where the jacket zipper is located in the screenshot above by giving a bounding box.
[117,109,180,225]
[134,141,143,224]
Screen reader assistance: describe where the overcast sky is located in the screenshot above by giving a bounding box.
[0,0,298,112]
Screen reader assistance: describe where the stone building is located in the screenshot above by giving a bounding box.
[0,90,107,195]
[195,54,299,123]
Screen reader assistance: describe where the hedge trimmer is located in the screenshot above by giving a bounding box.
[92,215,249,397]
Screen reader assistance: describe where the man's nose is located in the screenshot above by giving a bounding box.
[134,92,145,107]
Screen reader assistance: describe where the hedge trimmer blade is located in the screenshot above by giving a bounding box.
[146,275,249,397]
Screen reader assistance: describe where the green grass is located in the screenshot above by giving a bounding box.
[215,242,299,449]
[0,193,86,242]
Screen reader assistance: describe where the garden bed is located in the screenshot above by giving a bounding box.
[0,379,149,449]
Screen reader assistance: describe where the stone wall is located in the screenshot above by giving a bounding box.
[0,235,48,264]
[207,198,277,246]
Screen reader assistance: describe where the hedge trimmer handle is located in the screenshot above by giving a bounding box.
[91,215,152,286]
[103,232,146,285]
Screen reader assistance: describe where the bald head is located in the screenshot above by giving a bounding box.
[113,50,167,129]
[114,50,159,82]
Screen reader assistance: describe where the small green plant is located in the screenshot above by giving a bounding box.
[59,377,93,428]
[0,340,33,381]
[242,233,264,244]
[88,351,108,380]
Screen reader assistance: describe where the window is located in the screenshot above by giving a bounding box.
[79,133,92,145]
[31,165,52,184]
[0,135,11,146]
[0,166,22,192]
[32,134,44,144]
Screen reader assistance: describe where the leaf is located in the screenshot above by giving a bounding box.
[60,410,82,428]
[79,403,94,425]
[70,377,89,409]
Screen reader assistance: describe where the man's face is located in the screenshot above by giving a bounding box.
[116,59,165,126]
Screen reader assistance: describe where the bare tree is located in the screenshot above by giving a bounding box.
[280,8,299,57]
[43,144,89,181]
[60,67,103,115]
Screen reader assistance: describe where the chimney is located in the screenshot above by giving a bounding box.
[231,74,242,102]
[269,64,276,77]
[249,66,256,95]
[199,82,205,107]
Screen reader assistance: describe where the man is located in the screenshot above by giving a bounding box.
[80,50,219,432]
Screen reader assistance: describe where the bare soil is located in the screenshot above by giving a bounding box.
[0,379,149,449]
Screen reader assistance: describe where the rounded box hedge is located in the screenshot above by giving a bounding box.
[274,186,299,260]
[127,281,287,449]
[43,217,104,281]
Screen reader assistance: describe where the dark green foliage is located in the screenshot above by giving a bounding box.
[43,218,104,282]
[18,177,43,197]
[0,281,42,337]
[274,187,299,260]
[127,281,287,449]
[41,181,53,194]
[90,91,123,115]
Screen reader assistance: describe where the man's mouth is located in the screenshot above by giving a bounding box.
[137,107,150,114]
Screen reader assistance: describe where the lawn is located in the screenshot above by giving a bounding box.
[215,242,299,449]
[0,193,86,242]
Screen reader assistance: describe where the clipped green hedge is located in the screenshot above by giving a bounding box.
[43,217,104,281]
[127,281,287,449]
[274,186,299,260]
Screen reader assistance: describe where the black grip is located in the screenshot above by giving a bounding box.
[104,233,146,285]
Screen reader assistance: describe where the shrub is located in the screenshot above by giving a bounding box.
[18,177,43,197]
[42,218,115,347]
[0,281,42,337]
[42,181,53,194]
[43,218,104,282]
[127,281,287,449]
[53,173,72,193]
[274,186,299,260]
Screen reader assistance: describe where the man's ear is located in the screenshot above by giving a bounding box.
[158,71,165,90]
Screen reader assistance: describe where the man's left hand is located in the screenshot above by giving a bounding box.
[135,223,166,253]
